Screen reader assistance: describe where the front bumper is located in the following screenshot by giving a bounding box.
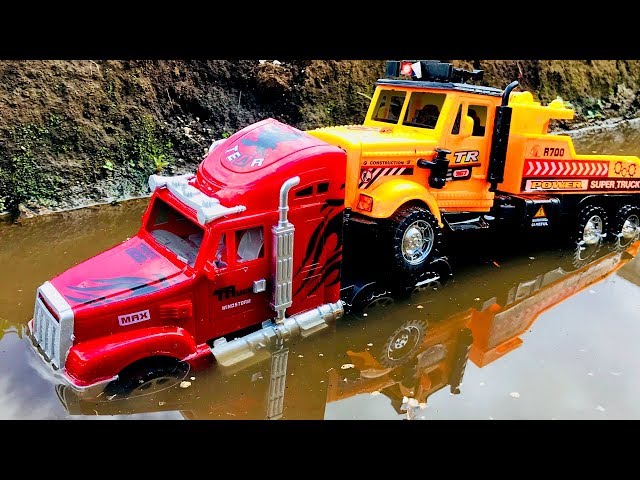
[26,319,117,397]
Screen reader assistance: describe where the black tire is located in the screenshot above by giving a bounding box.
[362,293,394,313]
[104,357,190,398]
[387,206,441,279]
[351,289,395,320]
[611,204,640,251]
[378,319,428,368]
[572,204,608,268]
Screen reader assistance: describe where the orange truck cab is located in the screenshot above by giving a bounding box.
[309,60,640,277]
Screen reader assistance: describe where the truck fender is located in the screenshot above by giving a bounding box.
[64,326,199,388]
[366,178,442,225]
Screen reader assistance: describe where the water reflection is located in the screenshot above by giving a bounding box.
[55,241,640,419]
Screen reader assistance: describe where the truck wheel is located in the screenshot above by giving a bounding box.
[388,206,441,278]
[362,293,394,313]
[104,357,189,398]
[573,205,608,268]
[378,319,427,368]
[612,205,640,250]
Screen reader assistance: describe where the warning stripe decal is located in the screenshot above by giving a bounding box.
[359,167,413,189]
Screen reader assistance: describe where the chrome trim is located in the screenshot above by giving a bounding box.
[271,177,300,323]
[148,174,246,226]
[31,281,74,368]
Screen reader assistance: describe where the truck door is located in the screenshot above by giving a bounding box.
[206,224,272,339]
[440,98,495,208]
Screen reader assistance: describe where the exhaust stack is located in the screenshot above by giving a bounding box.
[211,301,344,367]
[271,177,300,324]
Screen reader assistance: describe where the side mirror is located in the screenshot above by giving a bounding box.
[460,115,474,138]
[203,260,219,281]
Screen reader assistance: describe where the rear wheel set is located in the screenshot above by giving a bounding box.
[572,203,640,267]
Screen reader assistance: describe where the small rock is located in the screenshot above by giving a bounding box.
[510,392,520,398]
[298,354,304,358]
[190,377,195,381]
[179,381,191,389]
[419,402,427,409]
[479,382,486,386]
[362,313,368,317]
[595,405,606,412]
[367,343,373,347]
[416,305,424,309]
[341,363,355,370]
[370,391,381,396]
[588,289,596,294]
[529,257,535,260]
[587,372,594,376]
[474,297,480,301]
[158,401,166,406]
[318,353,324,357]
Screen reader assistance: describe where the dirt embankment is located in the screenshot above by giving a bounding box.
[1,60,640,219]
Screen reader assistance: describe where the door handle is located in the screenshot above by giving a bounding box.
[253,279,267,293]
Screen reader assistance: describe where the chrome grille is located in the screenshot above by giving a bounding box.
[33,296,62,367]
[30,282,74,369]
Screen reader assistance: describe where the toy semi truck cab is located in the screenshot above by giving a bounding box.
[308,60,640,276]
[28,119,347,391]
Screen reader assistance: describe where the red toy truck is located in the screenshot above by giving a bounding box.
[29,119,355,390]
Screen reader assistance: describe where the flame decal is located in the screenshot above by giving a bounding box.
[63,274,177,307]
[294,198,344,298]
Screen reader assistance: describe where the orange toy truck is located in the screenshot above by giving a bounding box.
[309,60,640,275]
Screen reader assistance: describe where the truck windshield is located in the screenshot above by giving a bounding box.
[145,198,204,267]
[372,90,407,124]
[402,92,446,129]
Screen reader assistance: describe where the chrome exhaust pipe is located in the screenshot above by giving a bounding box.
[211,301,344,367]
[271,176,299,324]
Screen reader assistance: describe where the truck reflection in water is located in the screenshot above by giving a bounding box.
[56,241,640,419]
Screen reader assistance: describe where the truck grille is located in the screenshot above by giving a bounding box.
[30,282,74,369]
[33,296,62,367]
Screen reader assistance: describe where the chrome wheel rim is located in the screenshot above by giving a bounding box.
[621,214,640,241]
[387,325,422,361]
[583,215,604,246]
[402,220,434,265]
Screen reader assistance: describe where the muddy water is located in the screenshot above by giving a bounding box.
[1,124,640,420]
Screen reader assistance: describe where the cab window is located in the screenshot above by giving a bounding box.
[213,234,228,269]
[403,92,446,129]
[468,105,488,136]
[372,90,407,123]
[235,227,264,263]
[145,197,203,267]
[451,103,488,136]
